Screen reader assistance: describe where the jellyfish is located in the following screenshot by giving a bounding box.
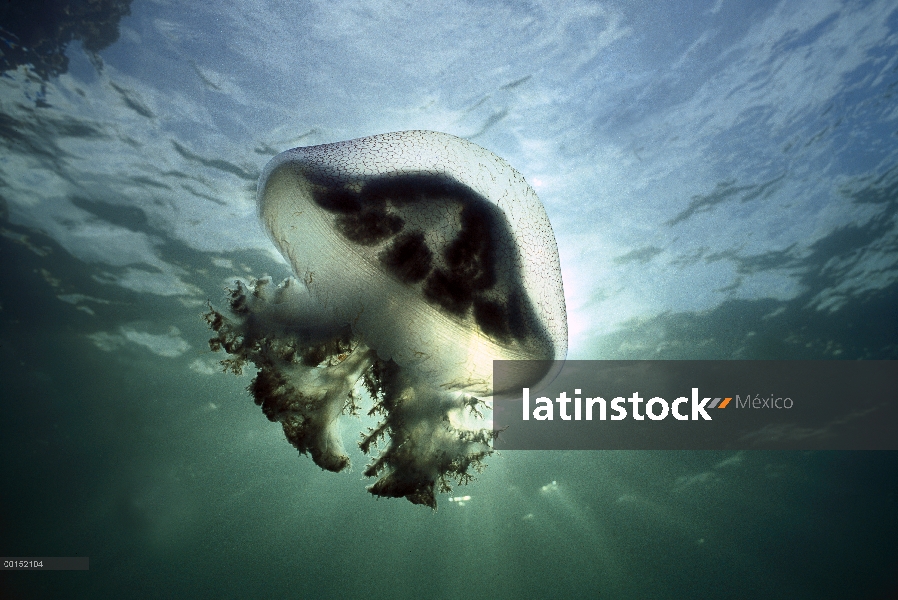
[205,130,567,508]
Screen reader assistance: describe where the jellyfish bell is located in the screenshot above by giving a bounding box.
[260,131,567,391]
[206,130,567,508]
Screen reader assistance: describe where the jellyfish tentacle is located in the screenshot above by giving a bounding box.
[359,362,494,508]
[206,277,374,473]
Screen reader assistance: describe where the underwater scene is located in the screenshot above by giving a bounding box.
[1,0,897,598]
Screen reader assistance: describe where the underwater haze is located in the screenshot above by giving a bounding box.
[1,0,897,598]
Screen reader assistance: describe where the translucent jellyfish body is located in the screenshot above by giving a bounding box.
[206,131,567,508]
